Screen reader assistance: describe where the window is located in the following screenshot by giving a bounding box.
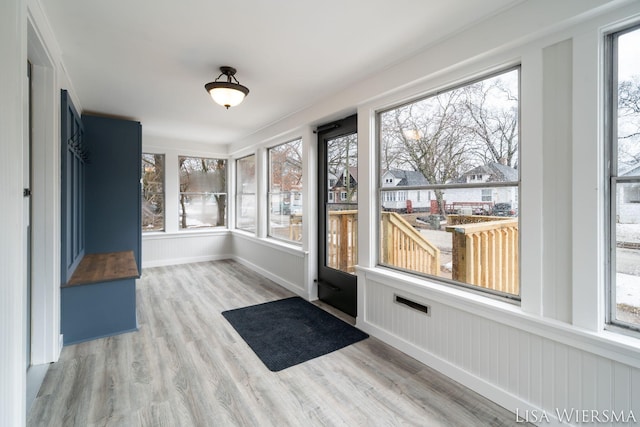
[607,25,640,331]
[340,191,348,201]
[236,154,256,232]
[179,156,227,229]
[268,138,303,242]
[378,67,520,298]
[142,153,165,231]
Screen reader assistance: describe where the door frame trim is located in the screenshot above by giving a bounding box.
[28,18,62,365]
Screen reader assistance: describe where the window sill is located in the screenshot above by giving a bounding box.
[359,265,520,314]
[142,228,230,240]
[358,265,640,369]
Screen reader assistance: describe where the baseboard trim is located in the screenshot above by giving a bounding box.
[62,327,139,346]
[357,320,547,424]
[58,334,63,359]
[141,254,232,269]
[26,364,50,413]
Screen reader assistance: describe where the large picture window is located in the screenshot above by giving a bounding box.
[607,25,640,331]
[179,156,227,229]
[141,153,165,231]
[378,67,520,298]
[268,139,303,243]
[236,154,256,232]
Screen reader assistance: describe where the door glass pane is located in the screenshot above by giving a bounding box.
[326,133,357,274]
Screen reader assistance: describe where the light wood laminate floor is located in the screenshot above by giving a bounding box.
[28,260,523,426]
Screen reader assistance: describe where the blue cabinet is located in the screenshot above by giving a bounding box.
[60,93,142,345]
[83,114,142,270]
[61,277,138,344]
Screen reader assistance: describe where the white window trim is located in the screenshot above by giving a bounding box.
[141,152,166,233]
[178,156,228,230]
[603,23,640,336]
[267,138,304,245]
[235,154,257,233]
[375,66,521,301]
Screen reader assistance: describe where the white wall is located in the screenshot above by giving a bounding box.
[231,232,310,298]
[223,0,640,424]
[142,127,317,298]
[366,3,640,418]
[359,269,640,424]
[26,0,67,368]
[26,0,85,367]
[1,0,28,424]
[141,135,234,267]
[142,232,232,268]
[228,125,317,300]
[2,0,91,422]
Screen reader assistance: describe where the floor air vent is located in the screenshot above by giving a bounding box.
[394,294,430,316]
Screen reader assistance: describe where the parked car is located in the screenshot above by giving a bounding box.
[472,207,490,215]
[492,203,516,216]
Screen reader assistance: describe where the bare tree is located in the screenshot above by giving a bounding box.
[178,157,190,228]
[141,153,164,230]
[381,90,471,215]
[461,74,519,167]
[271,140,303,190]
[327,133,357,203]
[269,139,303,215]
[619,76,640,115]
[198,158,227,227]
[618,76,640,169]
[213,159,226,227]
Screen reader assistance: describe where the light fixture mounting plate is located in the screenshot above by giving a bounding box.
[220,66,237,76]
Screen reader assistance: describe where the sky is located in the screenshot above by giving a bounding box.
[619,28,640,81]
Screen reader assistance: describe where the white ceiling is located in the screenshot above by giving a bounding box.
[42,0,521,145]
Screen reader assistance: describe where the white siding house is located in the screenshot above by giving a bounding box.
[381,170,431,211]
[442,162,519,214]
[618,164,640,224]
[381,163,518,214]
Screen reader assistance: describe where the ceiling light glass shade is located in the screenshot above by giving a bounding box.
[207,85,247,108]
[205,66,250,109]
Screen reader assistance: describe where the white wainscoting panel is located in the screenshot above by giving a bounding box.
[142,231,232,268]
[359,271,640,425]
[231,232,309,298]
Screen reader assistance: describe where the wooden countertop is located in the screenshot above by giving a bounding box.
[64,251,139,287]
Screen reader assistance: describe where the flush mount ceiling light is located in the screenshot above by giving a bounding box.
[204,66,250,109]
